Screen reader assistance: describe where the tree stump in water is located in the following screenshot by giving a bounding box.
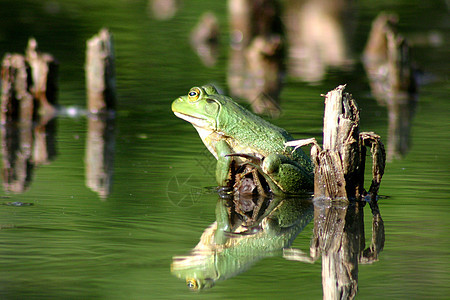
[287,85,386,299]
[287,85,386,201]
[318,85,385,201]
[86,28,116,113]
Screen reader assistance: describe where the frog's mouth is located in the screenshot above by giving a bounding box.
[174,112,213,130]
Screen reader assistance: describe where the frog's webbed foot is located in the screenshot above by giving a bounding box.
[224,225,262,237]
[217,186,233,196]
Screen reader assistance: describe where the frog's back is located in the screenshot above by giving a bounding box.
[216,97,296,156]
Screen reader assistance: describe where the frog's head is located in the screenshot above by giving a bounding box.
[171,252,217,291]
[185,277,215,291]
[172,85,222,132]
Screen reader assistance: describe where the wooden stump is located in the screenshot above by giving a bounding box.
[290,85,386,201]
[316,85,362,200]
[86,28,116,113]
[286,85,386,299]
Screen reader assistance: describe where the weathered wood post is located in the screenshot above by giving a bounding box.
[292,85,386,201]
[85,28,116,113]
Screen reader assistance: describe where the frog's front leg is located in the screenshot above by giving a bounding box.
[214,198,231,245]
[262,153,313,193]
[215,140,233,186]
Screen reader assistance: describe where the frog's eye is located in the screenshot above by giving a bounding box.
[188,88,201,102]
[186,278,199,290]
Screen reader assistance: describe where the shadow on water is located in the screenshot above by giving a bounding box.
[306,198,385,299]
[1,112,115,200]
[1,118,57,194]
[85,114,115,199]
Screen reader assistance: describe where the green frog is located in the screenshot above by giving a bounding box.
[171,85,313,194]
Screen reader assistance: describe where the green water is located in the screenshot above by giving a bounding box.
[0,0,449,299]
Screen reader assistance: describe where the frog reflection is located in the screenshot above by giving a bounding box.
[171,192,313,291]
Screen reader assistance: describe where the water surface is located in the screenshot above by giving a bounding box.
[0,0,448,299]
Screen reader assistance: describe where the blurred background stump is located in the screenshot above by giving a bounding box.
[227,0,284,117]
[363,13,418,161]
[284,0,354,82]
[148,0,179,20]
[190,12,220,67]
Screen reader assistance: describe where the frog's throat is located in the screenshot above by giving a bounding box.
[174,112,213,130]
[193,125,221,159]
